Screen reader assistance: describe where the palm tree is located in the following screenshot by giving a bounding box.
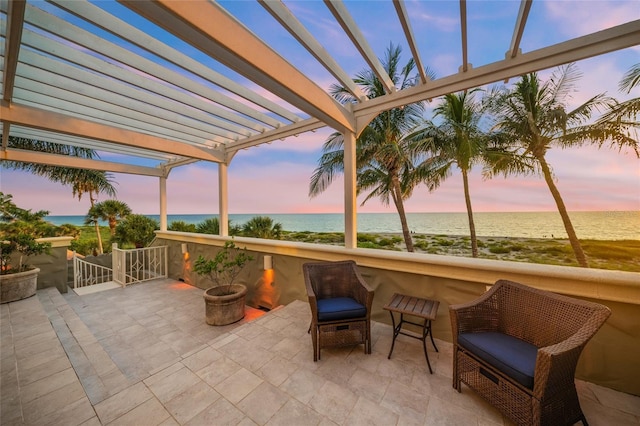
[71,171,117,255]
[242,216,282,239]
[309,43,431,252]
[409,90,489,257]
[87,200,132,236]
[485,63,635,267]
[195,218,241,235]
[596,63,640,153]
[196,218,221,235]
[3,137,117,254]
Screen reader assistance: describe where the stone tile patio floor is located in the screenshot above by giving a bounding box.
[1,279,639,426]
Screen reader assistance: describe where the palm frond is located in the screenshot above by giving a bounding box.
[620,63,640,94]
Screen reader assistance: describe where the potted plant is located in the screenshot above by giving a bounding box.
[1,193,52,303]
[194,240,254,325]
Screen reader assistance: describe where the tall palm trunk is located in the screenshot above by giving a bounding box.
[391,177,414,252]
[108,218,117,235]
[461,169,478,257]
[89,191,104,255]
[539,157,588,267]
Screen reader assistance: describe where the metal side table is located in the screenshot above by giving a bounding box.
[383,293,440,374]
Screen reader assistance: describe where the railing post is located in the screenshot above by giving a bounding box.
[112,243,122,286]
[73,251,78,289]
[163,246,168,278]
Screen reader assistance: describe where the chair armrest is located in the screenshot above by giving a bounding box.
[450,283,502,336]
[533,336,586,399]
[351,267,374,316]
[303,266,318,322]
[533,308,611,398]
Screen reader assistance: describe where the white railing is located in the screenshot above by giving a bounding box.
[112,244,168,287]
[73,253,113,288]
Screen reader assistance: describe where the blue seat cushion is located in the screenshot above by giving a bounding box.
[458,332,538,389]
[317,297,367,321]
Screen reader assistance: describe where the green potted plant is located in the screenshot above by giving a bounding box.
[0,193,52,303]
[194,240,254,325]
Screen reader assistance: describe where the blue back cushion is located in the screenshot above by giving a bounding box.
[317,297,367,321]
[458,332,538,389]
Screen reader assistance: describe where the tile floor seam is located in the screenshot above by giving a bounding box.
[3,304,25,425]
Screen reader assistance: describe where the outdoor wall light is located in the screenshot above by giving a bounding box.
[263,255,273,270]
[181,243,188,254]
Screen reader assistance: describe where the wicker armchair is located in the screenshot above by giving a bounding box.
[303,260,374,362]
[450,280,611,426]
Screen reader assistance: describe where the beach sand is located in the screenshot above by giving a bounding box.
[284,231,640,272]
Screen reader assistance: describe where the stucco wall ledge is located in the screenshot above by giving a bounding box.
[156,231,640,305]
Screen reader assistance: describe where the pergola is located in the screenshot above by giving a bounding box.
[2,0,639,247]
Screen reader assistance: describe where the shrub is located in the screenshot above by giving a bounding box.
[242,216,282,239]
[168,221,196,232]
[70,238,99,256]
[113,214,158,248]
[357,234,378,243]
[488,244,511,254]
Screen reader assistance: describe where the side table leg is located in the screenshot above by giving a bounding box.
[387,311,399,359]
[428,319,438,352]
[422,318,434,374]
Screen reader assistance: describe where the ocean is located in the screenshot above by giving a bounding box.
[45,211,639,241]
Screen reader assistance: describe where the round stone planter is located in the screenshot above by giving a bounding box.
[203,284,248,326]
[0,268,40,304]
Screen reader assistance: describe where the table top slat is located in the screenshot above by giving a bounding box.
[383,293,440,320]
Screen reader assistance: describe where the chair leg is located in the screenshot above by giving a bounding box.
[311,324,318,362]
[452,346,460,392]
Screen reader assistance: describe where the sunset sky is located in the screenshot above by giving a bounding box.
[1,0,639,216]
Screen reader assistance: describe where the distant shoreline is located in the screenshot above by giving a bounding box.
[46,211,639,241]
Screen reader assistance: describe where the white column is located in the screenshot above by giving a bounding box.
[159,176,167,231]
[343,130,357,249]
[219,162,229,236]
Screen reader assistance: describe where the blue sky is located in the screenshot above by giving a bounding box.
[2,0,639,216]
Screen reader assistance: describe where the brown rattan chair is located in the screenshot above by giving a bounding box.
[450,279,611,426]
[303,260,374,362]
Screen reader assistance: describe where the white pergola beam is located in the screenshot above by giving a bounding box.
[14,66,238,143]
[25,4,285,130]
[354,20,640,127]
[1,148,165,177]
[9,127,177,161]
[0,102,225,163]
[459,0,469,72]
[2,0,25,102]
[324,0,396,94]
[120,0,355,134]
[49,0,301,124]
[15,88,219,148]
[226,118,327,153]
[259,0,367,102]
[510,0,533,58]
[21,29,259,136]
[393,0,429,84]
[16,56,236,143]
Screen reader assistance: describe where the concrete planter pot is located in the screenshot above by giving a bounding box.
[1,268,40,304]
[203,284,247,326]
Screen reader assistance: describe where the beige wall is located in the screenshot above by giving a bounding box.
[24,237,73,294]
[154,232,640,396]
